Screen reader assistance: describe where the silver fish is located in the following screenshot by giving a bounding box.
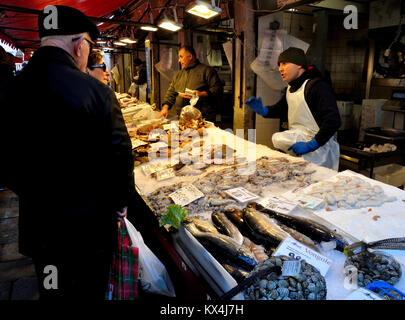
[183,217,219,234]
[184,221,257,270]
[243,207,319,251]
[212,212,244,246]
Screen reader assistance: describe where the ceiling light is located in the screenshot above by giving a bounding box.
[120,37,137,44]
[141,25,158,32]
[186,0,222,19]
[96,40,107,44]
[158,9,183,32]
[113,41,127,46]
[158,19,183,31]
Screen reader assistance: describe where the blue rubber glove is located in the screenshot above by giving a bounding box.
[288,138,320,156]
[244,97,268,116]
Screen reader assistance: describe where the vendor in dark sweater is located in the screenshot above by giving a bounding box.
[245,47,341,170]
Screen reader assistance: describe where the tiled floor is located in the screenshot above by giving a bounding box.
[0,189,39,300]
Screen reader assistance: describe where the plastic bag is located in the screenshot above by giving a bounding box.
[272,127,311,155]
[124,218,176,297]
[105,219,139,300]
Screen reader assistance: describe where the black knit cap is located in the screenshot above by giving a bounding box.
[278,47,307,68]
[38,5,100,40]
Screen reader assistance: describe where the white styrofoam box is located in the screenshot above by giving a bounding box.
[373,163,405,187]
[359,99,388,140]
[337,101,353,116]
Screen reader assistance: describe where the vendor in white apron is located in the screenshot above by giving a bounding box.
[245,47,341,171]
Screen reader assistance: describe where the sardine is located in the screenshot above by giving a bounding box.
[184,221,257,270]
[183,217,219,234]
[249,202,350,251]
[212,212,244,246]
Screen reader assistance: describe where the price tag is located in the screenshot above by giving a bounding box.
[148,132,160,141]
[131,139,148,149]
[156,167,175,181]
[273,237,333,277]
[149,141,168,153]
[294,194,324,210]
[258,196,297,214]
[224,187,260,203]
[162,122,178,131]
[169,184,204,206]
[141,162,167,176]
[282,260,301,277]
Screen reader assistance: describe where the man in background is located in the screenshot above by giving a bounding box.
[157,45,223,123]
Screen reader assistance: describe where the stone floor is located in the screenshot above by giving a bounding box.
[0,189,39,300]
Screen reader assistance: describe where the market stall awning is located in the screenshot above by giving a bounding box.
[0,0,131,50]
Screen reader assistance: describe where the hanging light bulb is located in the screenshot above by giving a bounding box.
[113,41,127,46]
[186,0,222,19]
[141,24,158,32]
[141,11,158,32]
[119,37,137,44]
[158,9,183,32]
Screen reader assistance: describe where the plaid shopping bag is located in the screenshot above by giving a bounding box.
[105,219,139,300]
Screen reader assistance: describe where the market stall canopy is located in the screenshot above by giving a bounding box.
[0,0,232,53]
[0,0,141,50]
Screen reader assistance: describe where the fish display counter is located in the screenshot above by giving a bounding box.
[134,124,405,300]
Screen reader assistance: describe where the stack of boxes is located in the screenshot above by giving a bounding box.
[359,99,388,141]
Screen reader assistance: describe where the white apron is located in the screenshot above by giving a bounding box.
[272,79,340,171]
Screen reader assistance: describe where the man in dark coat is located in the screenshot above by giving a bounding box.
[157,45,223,123]
[0,5,135,299]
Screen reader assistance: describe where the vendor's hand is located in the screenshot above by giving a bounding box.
[156,105,169,118]
[244,97,268,116]
[178,92,193,99]
[288,138,320,156]
[194,90,208,98]
[116,206,127,220]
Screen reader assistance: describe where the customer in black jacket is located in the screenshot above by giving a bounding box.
[0,6,135,299]
[245,47,341,170]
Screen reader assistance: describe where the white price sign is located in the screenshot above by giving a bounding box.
[131,139,148,149]
[156,167,175,181]
[258,196,297,214]
[169,184,204,206]
[294,194,324,210]
[224,187,259,203]
[273,237,333,277]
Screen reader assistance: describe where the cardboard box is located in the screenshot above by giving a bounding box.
[373,163,405,187]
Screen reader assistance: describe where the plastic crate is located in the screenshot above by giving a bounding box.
[365,281,405,300]
[373,163,405,187]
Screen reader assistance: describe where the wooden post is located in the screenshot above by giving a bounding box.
[311,10,328,76]
[150,34,160,106]
[233,0,256,137]
[366,39,375,99]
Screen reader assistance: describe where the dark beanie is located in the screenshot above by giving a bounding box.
[134,58,143,66]
[278,47,307,68]
[38,5,100,40]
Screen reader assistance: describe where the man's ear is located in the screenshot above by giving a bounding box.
[73,36,84,57]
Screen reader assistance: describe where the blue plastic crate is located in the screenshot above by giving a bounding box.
[365,281,405,300]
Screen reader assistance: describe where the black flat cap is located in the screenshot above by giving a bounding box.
[278,47,307,68]
[38,5,99,40]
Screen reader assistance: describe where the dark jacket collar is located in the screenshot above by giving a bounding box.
[185,59,201,70]
[288,66,323,91]
[29,46,80,71]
